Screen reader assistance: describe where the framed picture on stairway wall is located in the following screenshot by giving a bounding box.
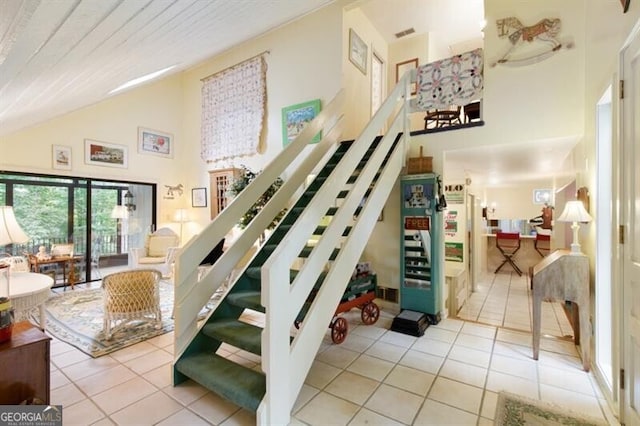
[349,28,368,75]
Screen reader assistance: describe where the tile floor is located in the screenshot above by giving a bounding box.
[47,271,617,425]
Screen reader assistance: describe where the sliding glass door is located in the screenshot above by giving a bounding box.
[0,172,156,287]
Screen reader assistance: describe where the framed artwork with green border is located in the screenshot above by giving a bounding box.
[281,99,321,146]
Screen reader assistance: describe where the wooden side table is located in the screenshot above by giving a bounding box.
[0,321,51,404]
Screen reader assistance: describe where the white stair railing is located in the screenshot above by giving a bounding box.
[257,73,412,424]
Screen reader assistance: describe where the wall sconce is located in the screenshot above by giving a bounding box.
[124,190,136,212]
[481,202,496,218]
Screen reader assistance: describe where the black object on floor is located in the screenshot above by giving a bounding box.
[391,310,429,337]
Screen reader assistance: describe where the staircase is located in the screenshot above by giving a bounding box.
[173,76,415,424]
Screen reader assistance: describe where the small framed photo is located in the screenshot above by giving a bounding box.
[84,139,128,168]
[52,145,72,170]
[349,28,368,75]
[138,127,173,158]
[192,187,207,208]
[281,99,321,146]
[396,58,418,95]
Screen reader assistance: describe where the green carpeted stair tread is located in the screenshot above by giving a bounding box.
[299,246,339,260]
[226,291,264,312]
[246,267,299,281]
[202,319,263,355]
[176,352,265,412]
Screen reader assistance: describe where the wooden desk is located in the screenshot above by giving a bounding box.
[28,255,83,289]
[531,249,590,371]
[0,321,51,404]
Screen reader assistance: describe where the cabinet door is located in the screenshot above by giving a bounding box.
[208,168,241,219]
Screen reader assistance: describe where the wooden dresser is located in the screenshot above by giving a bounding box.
[0,321,51,404]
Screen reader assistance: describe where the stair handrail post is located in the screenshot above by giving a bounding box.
[403,69,414,166]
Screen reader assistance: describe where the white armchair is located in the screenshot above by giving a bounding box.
[130,228,179,278]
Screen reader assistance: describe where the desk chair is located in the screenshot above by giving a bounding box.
[423,106,462,129]
[495,232,522,276]
[534,233,551,257]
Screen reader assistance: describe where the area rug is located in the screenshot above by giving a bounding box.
[30,281,223,358]
[494,392,608,426]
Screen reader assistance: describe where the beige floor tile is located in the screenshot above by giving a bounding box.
[124,348,173,374]
[220,408,256,426]
[163,379,209,405]
[62,399,105,426]
[428,377,483,414]
[61,356,120,381]
[413,398,478,425]
[350,324,387,340]
[485,370,538,400]
[296,392,359,425]
[189,392,241,425]
[447,344,492,368]
[379,330,418,348]
[91,377,157,414]
[364,340,408,363]
[490,354,538,381]
[50,369,70,390]
[315,345,360,369]
[109,341,157,363]
[411,337,452,357]
[50,339,76,356]
[335,334,375,353]
[110,391,182,425]
[305,360,342,389]
[142,363,173,388]
[399,349,444,374]
[50,383,85,407]
[479,389,498,420]
[90,417,116,426]
[74,364,137,396]
[348,408,403,425]
[292,384,320,413]
[491,341,533,361]
[347,354,395,381]
[435,318,464,332]
[226,353,258,369]
[454,333,495,353]
[540,384,607,421]
[383,364,435,396]
[51,349,92,368]
[364,383,423,424]
[324,371,379,405]
[460,322,497,339]
[439,359,487,388]
[147,331,174,348]
[539,338,579,357]
[156,408,212,426]
[423,327,458,343]
[188,392,240,425]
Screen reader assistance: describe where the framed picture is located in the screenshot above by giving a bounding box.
[52,145,72,170]
[84,139,128,168]
[192,187,207,208]
[396,58,418,95]
[621,0,630,12]
[349,28,368,75]
[138,127,173,158]
[281,99,321,146]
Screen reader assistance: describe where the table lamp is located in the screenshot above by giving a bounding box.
[174,208,190,245]
[0,206,28,343]
[557,200,592,255]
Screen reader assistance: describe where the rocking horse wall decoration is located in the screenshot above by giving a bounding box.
[492,17,574,67]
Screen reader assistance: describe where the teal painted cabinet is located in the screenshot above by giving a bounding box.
[400,173,443,323]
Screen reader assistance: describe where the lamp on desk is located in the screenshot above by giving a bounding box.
[0,206,30,249]
[557,200,592,255]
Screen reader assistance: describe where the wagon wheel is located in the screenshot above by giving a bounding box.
[361,302,380,325]
[330,317,348,344]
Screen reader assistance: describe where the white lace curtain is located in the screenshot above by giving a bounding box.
[416,48,484,110]
[201,56,267,162]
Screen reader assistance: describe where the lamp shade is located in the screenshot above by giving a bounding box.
[0,206,29,245]
[110,205,129,220]
[173,208,190,223]
[557,200,592,223]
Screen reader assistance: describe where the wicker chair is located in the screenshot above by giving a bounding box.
[130,228,180,278]
[102,269,162,340]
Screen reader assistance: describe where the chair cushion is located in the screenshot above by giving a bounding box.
[138,257,165,265]
[148,236,176,257]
